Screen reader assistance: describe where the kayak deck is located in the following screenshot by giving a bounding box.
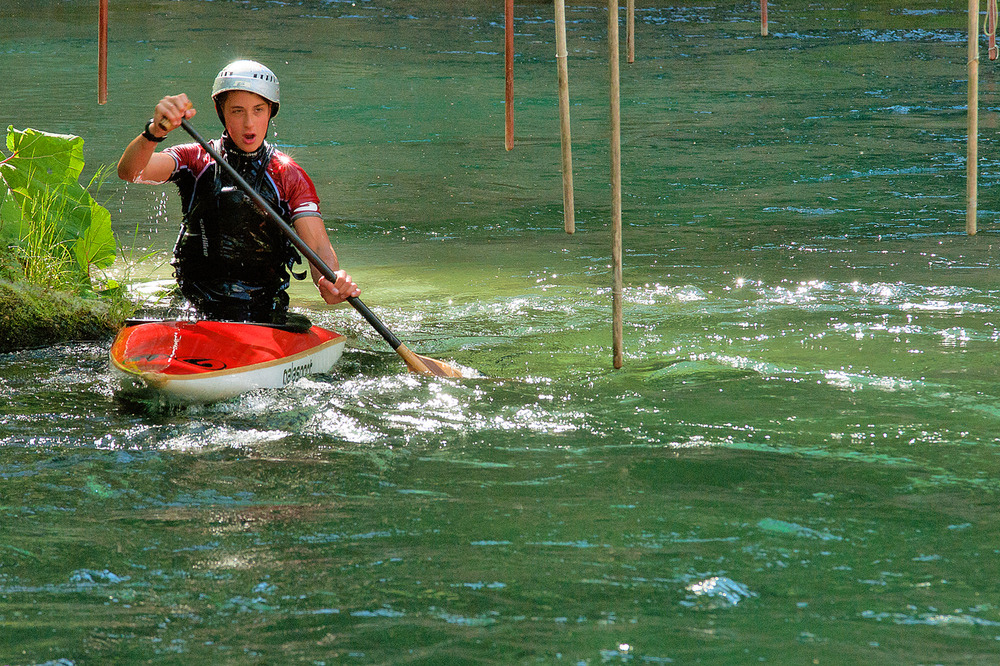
[110,319,346,405]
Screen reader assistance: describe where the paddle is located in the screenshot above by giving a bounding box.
[179,119,465,378]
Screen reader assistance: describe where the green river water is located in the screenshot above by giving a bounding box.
[4,0,1000,662]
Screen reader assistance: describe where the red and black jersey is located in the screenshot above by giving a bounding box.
[163,141,322,222]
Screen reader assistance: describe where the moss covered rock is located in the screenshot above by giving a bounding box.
[0,281,124,352]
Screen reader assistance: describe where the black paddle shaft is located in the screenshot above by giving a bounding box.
[179,120,403,351]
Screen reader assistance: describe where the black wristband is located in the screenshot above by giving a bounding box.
[142,119,166,143]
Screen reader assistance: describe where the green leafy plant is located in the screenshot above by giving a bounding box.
[0,126,116,290]
[12,185,78,290]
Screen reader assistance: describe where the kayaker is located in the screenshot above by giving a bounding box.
[117,59,360,325]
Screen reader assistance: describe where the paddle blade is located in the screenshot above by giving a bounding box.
[412,354,467,378]
[396,344,468,378]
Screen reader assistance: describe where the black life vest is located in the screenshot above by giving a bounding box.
[172,135,303,322]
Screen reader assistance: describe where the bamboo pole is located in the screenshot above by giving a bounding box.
[609,0,624,369]
[505,0,514,150]
[98,0,108,104]
[968,0,979,235]
[627,0,635,64]
[555,0,576,234]
[991,0,998,60]
[761,0,768,37]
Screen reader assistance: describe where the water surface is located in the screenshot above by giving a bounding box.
[3,0,1000,663]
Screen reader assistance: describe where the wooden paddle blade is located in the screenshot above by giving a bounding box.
[413,354,467,378]
[396,344,467,378]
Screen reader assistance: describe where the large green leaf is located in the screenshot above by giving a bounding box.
[73,196,115,270]
[0,127,115,272]
[4,126,85,184]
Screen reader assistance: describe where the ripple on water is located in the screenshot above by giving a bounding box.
[681,576,757,610]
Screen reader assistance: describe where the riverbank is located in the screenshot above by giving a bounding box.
[0,280,126,353]
[0,252,128,353]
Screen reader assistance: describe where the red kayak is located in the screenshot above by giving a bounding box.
[110,319,346,405]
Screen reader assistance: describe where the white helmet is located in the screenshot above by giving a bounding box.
[212,60,280,120]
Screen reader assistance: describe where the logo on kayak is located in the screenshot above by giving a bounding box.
[182,358,227,370]
[283,361,314,385]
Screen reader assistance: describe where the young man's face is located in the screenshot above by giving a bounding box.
[222,90,271,152]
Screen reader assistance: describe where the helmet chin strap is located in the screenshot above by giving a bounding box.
[222,131,268,158]
[219,131,274,188]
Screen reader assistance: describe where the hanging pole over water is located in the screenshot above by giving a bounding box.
[609,0,624,369]
[990,0,999,60]
[98,0,108,104]
[968,0,979,235]
[627,0,635,64]
[505,0,514,150]
[555,0,576,234]
[761,0,768,37]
